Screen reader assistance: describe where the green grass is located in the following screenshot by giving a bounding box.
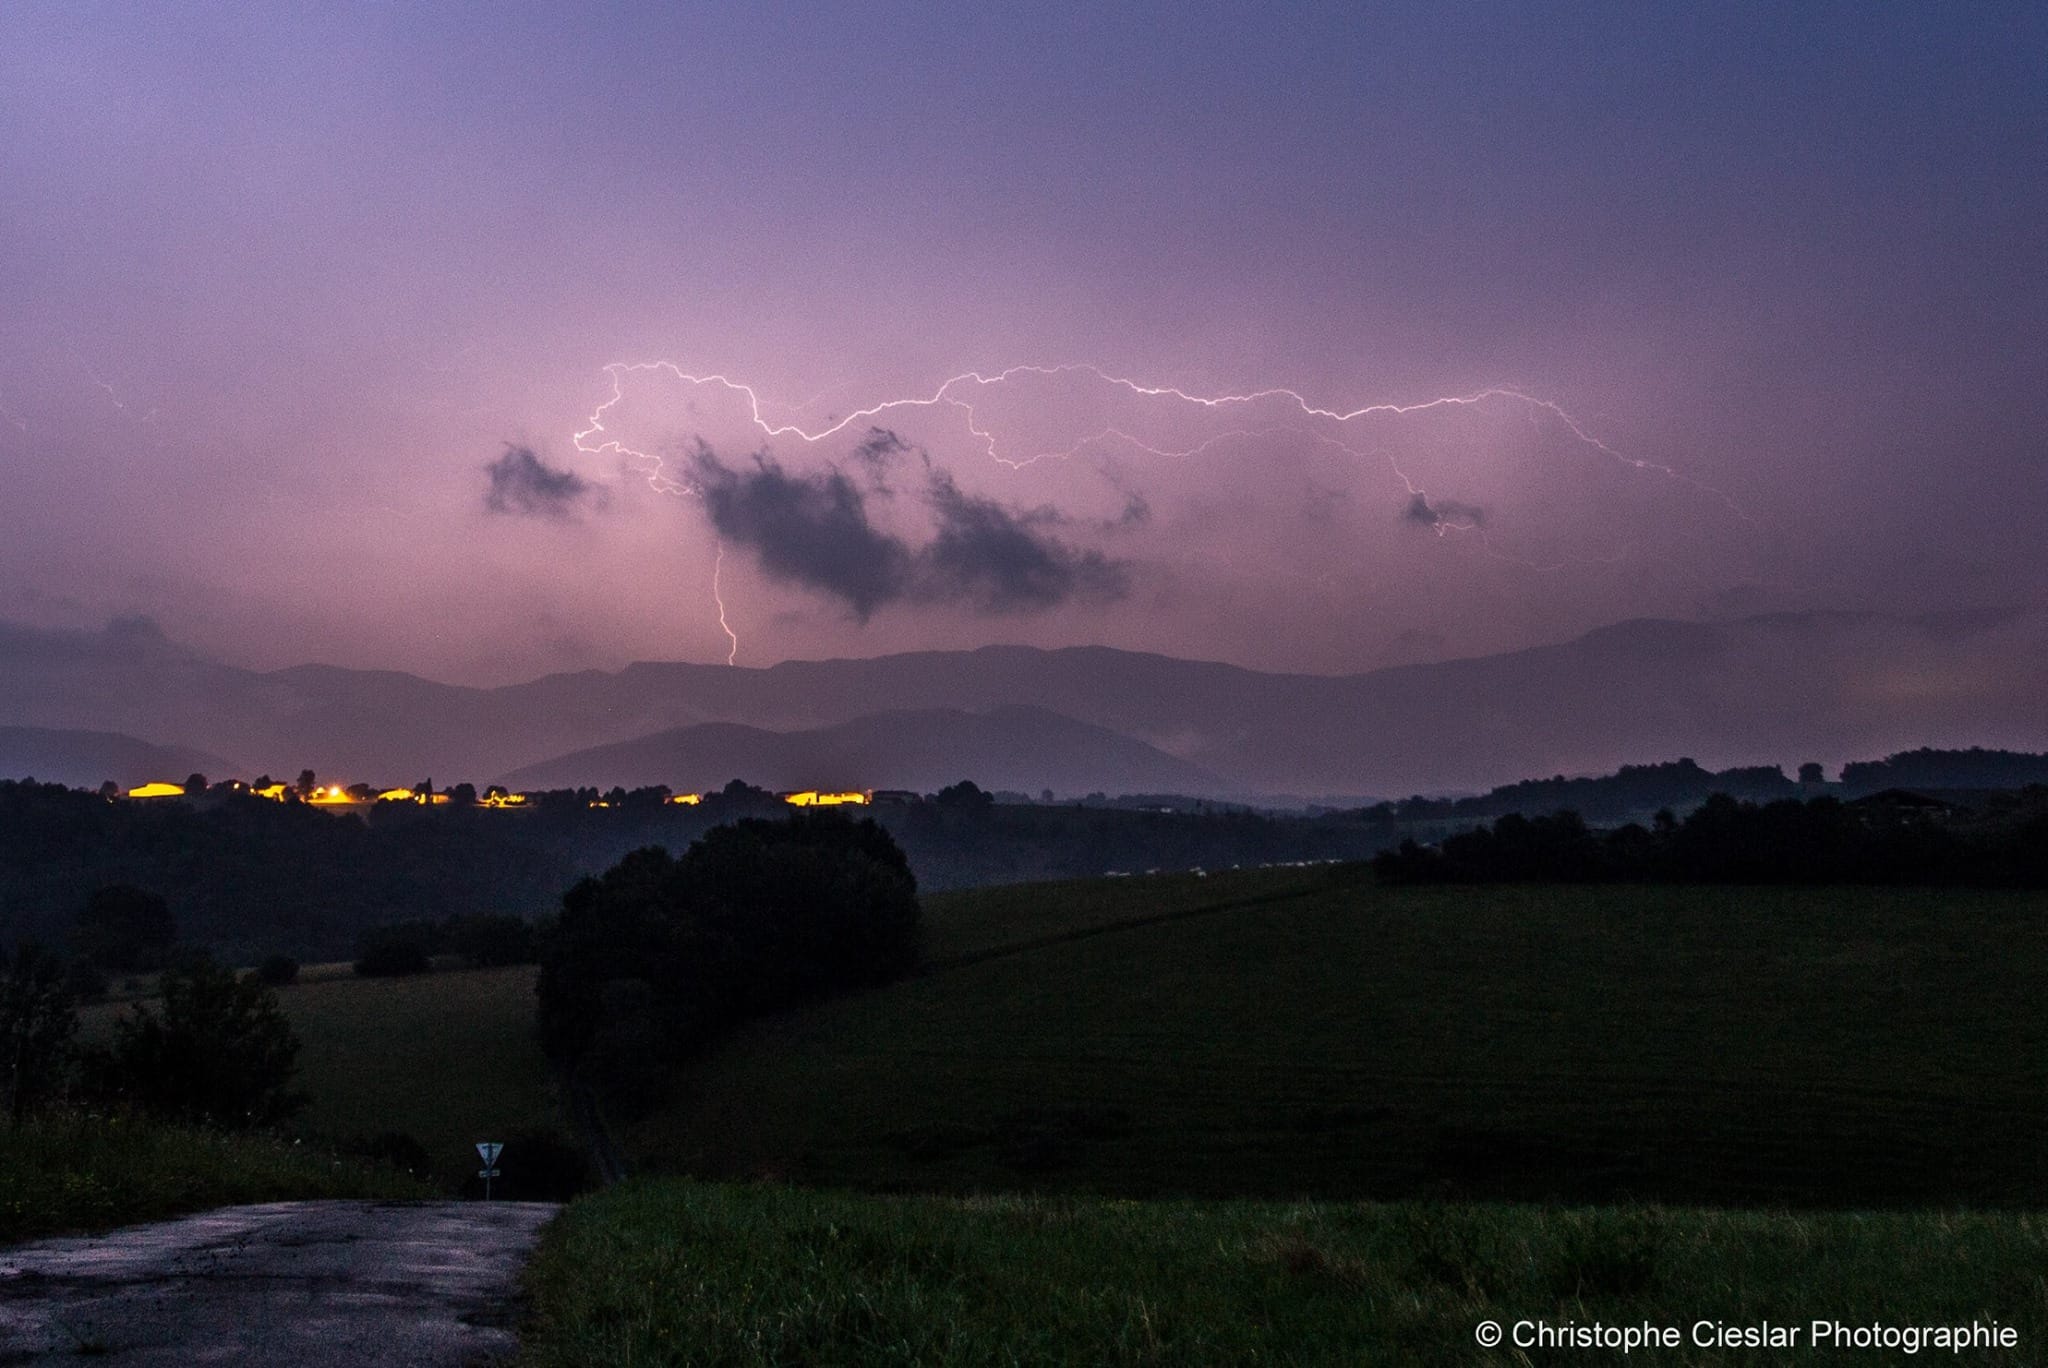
[81,963,567,1191]
[916,866,1335,963]
[631,871,2048,1205]
[0,1111,430,1245]
[279,965,562,1187]
[520,1178,2048,1366]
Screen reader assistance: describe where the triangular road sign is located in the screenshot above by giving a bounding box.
[476,1141,503,1166]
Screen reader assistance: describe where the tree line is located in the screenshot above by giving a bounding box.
[1373,792,2048,886]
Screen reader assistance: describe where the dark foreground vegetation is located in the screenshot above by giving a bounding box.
[520,1181,2046,1367]
[1,941,448,1240]
[0,1112,427,1244]
[0,778,1388,965]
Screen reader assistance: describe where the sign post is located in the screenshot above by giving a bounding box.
[476,1141,503,1200]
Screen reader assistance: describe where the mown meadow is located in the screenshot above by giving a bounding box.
[630,868,2048,1207]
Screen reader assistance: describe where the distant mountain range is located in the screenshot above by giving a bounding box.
[1,607,2044,798]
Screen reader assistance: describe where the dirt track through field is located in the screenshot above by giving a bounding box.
[0,1200,556,1365]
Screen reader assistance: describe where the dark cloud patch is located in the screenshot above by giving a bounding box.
[850,426,916,494]
[691,447,911,621]
[920,472,1128,613]
[1402,491,1485,530]
[852,426,913,468]
[485,445,593,518]
[689,444,1128,620]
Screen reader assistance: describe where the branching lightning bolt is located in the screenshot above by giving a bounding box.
[573,358,1749,658]
[577,360,1751,521]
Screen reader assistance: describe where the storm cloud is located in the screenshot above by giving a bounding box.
[923,472,1128,612]
[691,448,912,621]
[484,446,594,519]
[691,447,1127,620]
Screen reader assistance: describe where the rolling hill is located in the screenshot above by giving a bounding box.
[0,724,239,790]
[500,704,1222,795]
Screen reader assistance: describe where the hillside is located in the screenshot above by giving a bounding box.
[501,704,1221,794]
[627,868,2048,1206]
[0,724,238,790]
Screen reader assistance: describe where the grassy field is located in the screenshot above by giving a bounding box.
[629,869,2048,1206]
[81,963,566,1192]
[0,1112,430,1244]
[279,964,563,1188]
[520,1178,2048,1366]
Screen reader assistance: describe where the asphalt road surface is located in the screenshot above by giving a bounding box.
[0,1200,558,1365]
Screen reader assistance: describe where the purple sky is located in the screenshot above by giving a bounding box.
[2,3,2042,683]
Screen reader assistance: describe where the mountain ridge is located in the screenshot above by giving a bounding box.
[1,607,2042,796]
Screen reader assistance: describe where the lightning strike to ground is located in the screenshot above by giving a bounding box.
[712,542,738,666]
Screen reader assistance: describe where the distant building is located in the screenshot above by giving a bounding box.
[125,781,186,799]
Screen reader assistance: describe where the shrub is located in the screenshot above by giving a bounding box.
[1,943,78,1122]
[439,913,537,967]
[83,957,303,1129]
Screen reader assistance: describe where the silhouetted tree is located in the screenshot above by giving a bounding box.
[935,780,995,812]
[538,813,921,1080]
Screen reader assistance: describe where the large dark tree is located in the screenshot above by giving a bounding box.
[538,812,921,1079]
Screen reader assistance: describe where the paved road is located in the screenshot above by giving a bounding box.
[0,1200,558,1365]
